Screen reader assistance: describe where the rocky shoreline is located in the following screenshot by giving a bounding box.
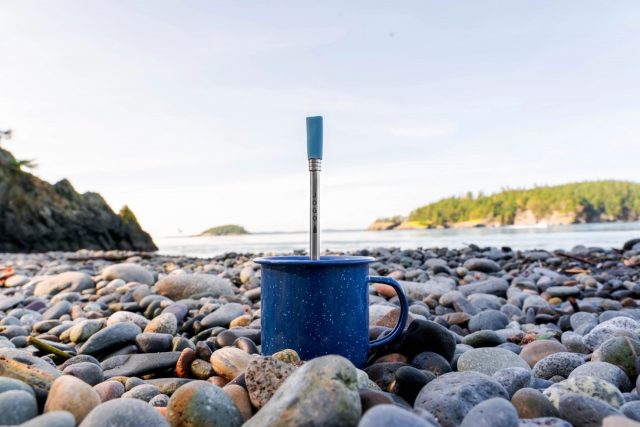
[1,241,640,426]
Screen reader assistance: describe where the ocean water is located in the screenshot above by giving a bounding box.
[156,222,640,258]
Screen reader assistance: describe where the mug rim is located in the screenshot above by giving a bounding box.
[254,255,375,265]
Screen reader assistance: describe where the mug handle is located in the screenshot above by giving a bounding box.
[367,276,409,349]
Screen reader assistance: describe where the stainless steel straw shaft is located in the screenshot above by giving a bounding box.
[306,116,323,261]
[309,159,321,259]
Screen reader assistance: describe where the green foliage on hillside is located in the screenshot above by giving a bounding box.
[200,224,249,236]
[118,205,139,225]
[408,181,640,227]
[9,158,37,171]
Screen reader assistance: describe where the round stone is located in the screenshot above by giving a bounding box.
[242,355,361,427]
[557,394,621,427]
[69,320,104,344]
[0,348,61,401]
[570,312,598,331]
[522,296,550,312]
[93,380,125,402]
[201,303,245,328]
[78,398,169,427]
[122,384,161,402]
[544,376,625,409]
[592,336,640,378]
[154,274,234,300]
[497,342,522,354]
[210,347,253,381]
[147,378,192,395]
[42,301,72,320]
[620,401,640,421]
[584,317,640,350]
[0,324,28,339]
[463,258,501,273]
[19,411,76,427]
[398,319,456,362]
[229,314,252,328]
[469,293,503,311]
[388,366,434,406]
[520,340,568,368]
[414,371,508,427]
[512,388,559,419]
[215,329,260,348]
[135,332,173,353]
[569,362,632,392]
[62,362,104,385]
[174,337,196,354]
[0,390,38,425]
[271,349,300,364]
[561,332,591,354]
[34,272,94,297]
[0,376,35,396]
[101,352,181,379]
[78,323,141,355]
[459,277,509,297]
[358,389,394,413]
[60,355,101,371]
[468,310,509,332]
[492,367,532,398]
[239,266,255,284]
[359,404,438,427]
[364,363,409,390]
[167,381,242,427]
[223,384,253,422]
[457,347,530,376]
[191,359,214,380]
[460,397,518,427]
[411,351,452,376]
[602,415,640,427]
[532,352,585,380]
[545,286,581,299]
[149,394,170,407]
[463,330,506,347]
[162,303,189,323]
[245,356,295,409]
[144,313,177,335]
[101,263,154,285]
[4,274,29,288]
[442,312,471,326]
[44,375,102,424]
[106,312,149,329]
[125,377,145,391]
[176,348,196,378]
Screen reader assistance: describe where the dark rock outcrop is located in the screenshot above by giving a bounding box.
[0,147,157,252]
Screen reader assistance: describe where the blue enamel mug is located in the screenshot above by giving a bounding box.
[254,256,409,368]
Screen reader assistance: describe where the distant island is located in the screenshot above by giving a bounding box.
[369,180,640,230]
[199,224,249,236]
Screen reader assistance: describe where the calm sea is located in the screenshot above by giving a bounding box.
[156,222,640,258]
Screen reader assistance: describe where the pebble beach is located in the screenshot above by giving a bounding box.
[1,241,640,427]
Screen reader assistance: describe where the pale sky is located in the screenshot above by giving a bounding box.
[1,1,639,237]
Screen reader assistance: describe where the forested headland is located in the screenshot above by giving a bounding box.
[369,181,640,230]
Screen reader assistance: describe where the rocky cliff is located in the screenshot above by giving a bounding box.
[0,147,157,252]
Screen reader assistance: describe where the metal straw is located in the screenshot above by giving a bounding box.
[306,116,323,260]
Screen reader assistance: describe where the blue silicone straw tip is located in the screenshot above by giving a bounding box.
[306,116,323,160]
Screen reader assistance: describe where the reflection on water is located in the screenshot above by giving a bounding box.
[156,222,640,258]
